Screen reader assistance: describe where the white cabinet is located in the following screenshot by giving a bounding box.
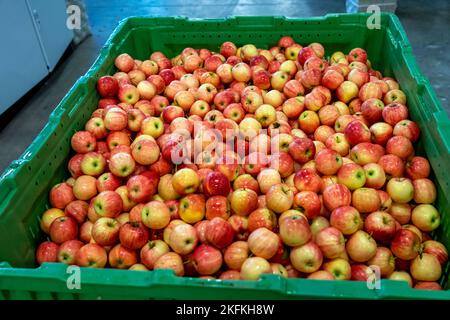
[0,0,49,114]
[27,0,73,71]
[0,0,73,115]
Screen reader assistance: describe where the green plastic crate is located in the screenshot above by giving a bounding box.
[0,13,449,300]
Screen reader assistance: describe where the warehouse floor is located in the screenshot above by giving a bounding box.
[0,0,449,173]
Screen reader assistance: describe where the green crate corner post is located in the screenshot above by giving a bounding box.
[1,13,450,300]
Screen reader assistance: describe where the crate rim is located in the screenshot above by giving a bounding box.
[0,13,450,300]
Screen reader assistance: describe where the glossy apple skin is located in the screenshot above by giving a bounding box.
[154,252,185,276]
[293,191,321,219]
[49,183,75,209]
[75,243,108,268]
[405,156,430,180]
[351,264,375,281]
[248,227,279,260]
[364,211,396,241]
[294,169,323,193]
[119,222,149,250]
[206,196,230,220]
[205,217,234,249]
[240,256,272,280]
[329,206,361,236]
[203,171,231,197]
[390,229,421,260]
[192,244,223,275]
[344,120,371,146]
[289,137,316,164]
[36,241,60,264]
[279,214,312,247]
[224,241,249,270]
[290,241,323,273]
[247,208,277,233]
[322,184,351,211]
[140,240,170,269]
[422,240,448,266]
[315,227,345,259]
[50,216,79,244]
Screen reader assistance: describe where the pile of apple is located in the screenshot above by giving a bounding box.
[35,36,447,291]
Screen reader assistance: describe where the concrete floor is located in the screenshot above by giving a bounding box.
[0,0,449,173]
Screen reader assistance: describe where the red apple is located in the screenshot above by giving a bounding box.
[367,247,395,277]
[265,183,294,214]
[93,191,123,218]
[205,195,230,220]
[422,240,448,266]
[289,240,322,274]
[49,182,75,209]
[141,201,171,229]
[329,206,361,236]
[413,178,436,204]
[315,148,343,175]
[370,122,393,145]
[293,168,323,193]
[390,229,421,260]
[307,270,334,280]
[297,47,316,65]
[154,252,184,276]
[36,241,59,264]
[352,187,381,213]
[364,211,396,241]
[224,241,249,270]
[240,257,271,280]
[350,264,376,281]
[108,244,138,269]
[344,120,371,146]
[228,215,249,240]
[169,223,198,255]
[386,135,414,160]
[57,240,84,265]
[50,216,78,244]
[315,227,345,259]
[388,271,413,287]
[378,154,405,178]
[91,217,120,246]
[119,221,149,250]
[126,175,155,203]
[248,227,279,259]
[115,53,135,72]
[192,244,223,275]
[140,240,170,269]
[247,208,277,233]
[279,213,311,247]
[322,183,351,211]
[203,171,231,197]
[229,188,258,217]
[346,230,377,262]
[293,191,321,220]
[404,156,429,180]
[382,103,408,125]
[97,76,119,97]
[205,217,234,249]
[393,120,420,142]
[76,243,108,268]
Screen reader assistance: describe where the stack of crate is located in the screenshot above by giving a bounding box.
[346,0,398,13]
